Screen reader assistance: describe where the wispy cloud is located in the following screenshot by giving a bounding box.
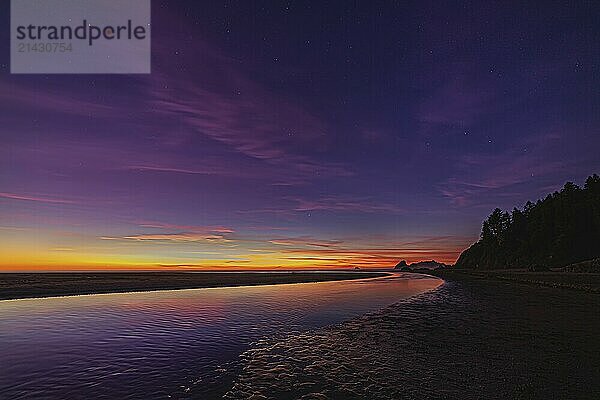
[0,192,77,204]
[265,234,474,266]
[123,165,221,176]
[287,195,406,214]
[101,233,231,243]
[269,237,344,248]
[136,221,234,234]
[99,222,235,243]
[0,81,114,117]
[279,247,462,267]
[145,36,352,179]
[0,226,30,231]
[120,159,263,179]
[437,133,571,207]
[240,195,406,216]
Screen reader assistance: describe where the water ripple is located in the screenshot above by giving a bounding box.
[0,273,441,399]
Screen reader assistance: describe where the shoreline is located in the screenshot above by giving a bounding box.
[0,271,389,301]
[431,269,600,293]
[225,276,600,399]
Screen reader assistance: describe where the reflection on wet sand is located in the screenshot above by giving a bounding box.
[0,273,440,399]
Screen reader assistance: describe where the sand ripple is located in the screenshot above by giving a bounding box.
[225,280,600,399]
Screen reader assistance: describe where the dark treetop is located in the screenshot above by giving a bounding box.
[455,174,600,270]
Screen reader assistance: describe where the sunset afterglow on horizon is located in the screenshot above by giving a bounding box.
[1,216,471,270]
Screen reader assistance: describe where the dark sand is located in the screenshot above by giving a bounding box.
[224,275,600,399]
[433,269,600,292]
[0,271,387,300]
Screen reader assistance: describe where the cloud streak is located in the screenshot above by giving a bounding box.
[145,36,352,179]
[0,192,77,204]
[437,132,572,207]
[101,233,231,243]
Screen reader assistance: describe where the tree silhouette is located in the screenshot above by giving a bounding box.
[455,174,600,269]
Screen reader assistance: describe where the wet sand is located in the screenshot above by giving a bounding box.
[434,269,600,292]
[225,275,600,399]
[0,271,387,300]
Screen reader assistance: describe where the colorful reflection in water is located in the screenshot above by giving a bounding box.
[0,273,441,399]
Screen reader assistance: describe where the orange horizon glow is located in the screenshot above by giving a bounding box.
[0,248,464,272]
[1,217,475,272]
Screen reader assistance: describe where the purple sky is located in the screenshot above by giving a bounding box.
[1,1,599,270]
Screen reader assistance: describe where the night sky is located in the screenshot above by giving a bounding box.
[1,1,599,270]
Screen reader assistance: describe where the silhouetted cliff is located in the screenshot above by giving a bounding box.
[394,260,449,271]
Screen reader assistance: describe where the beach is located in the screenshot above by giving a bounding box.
[1,271,598,398]
[432,269,600,292]
[225,274,600,399]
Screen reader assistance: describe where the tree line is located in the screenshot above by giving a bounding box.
[455,174,600,269]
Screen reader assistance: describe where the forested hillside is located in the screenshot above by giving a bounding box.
[455,174,600,269]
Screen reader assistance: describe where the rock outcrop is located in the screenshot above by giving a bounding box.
[394,260,449,271]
